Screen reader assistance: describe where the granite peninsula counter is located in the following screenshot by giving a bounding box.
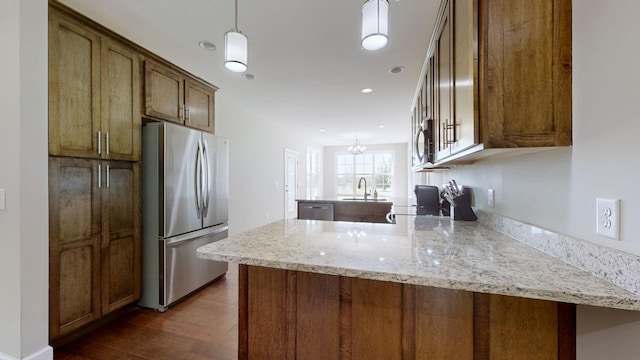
[198,216,640,310]
[197,216,640,359]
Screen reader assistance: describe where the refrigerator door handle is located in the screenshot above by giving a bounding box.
[202,138,211,217]
[195,139,202,219]
[199,138,207,218]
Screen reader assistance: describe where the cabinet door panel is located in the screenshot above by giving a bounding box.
[351,278,403,360]
[412,286,474,359]
[49,157,102,340]
[451,0,477,154]
[435,1,453,161]
[102,39,141,161]
[102,161,141,314]
[49,14,101,158]
[488,295,559,359]
[185,78,215,132]
[59,245,98,326]
[502,0,554,136]
[144,60,184,124]
[247,266,293,359]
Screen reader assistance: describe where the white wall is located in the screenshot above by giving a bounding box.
[0,0,51,359]
[214,96,313,235]
[323,143,409,200]
[423,0,640,358]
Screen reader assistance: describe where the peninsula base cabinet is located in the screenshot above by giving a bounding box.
[48,157,141,344]
[239,265,575,360]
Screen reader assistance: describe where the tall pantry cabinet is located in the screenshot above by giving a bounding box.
[48,6,141,343]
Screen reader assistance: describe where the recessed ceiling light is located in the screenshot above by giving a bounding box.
[361,88,373,93]
[319,129,326,132]
[379,125,385,129]
[198,41,218,51]
[242,73,255,80]
[389,66,405,74]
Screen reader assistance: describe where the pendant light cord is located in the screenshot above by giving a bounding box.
[234,0,239,31]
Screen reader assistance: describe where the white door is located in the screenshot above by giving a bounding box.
[284,149,298,219]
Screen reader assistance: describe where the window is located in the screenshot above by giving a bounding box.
[336,151,394,198]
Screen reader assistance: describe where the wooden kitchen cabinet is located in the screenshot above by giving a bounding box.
[434,0,454,161]
[100,161,141,315]
[412,0,571,169]
[144,59,217,132]
[49,157,141,343]
[48,11,141,161]
[239,265,575,360]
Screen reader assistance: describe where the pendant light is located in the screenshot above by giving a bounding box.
[361,0,389,51]
[224,0,248,72]
[347,136,366,155]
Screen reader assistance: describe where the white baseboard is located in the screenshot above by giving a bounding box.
[0,346,53,360]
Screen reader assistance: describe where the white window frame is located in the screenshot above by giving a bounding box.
[335,150,395,198]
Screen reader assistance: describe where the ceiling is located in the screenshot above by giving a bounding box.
[59,0,441,147]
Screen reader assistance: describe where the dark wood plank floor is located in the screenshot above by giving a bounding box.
[54,263,239,360]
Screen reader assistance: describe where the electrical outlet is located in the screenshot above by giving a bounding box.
[265,211,270,220]
[596,198,620,240]
[487,189,495,208]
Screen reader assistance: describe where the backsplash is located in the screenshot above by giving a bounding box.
[477,210,640,296]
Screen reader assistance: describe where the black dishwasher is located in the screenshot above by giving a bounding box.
[297,202,335,221]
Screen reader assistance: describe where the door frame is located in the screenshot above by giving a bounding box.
[284,149,298,219]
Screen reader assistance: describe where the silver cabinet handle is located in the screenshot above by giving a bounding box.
[105,132,110,155]
[97,131,102,155]
[179,104,184,121]
[185,107,190,123]
[106,165,110,188]
[97,165,102,188]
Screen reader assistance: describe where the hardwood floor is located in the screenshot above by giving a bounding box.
[54,263,239,360]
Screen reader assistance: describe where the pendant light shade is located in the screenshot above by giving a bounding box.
[224,30,248,72]
[224,0,248,72]
[361,0,389,51]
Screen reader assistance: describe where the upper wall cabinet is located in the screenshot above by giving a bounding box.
[144,60,217,133]
[48,12,141,161]
[412,0,571,170]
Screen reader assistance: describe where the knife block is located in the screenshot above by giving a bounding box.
[441,187,477,221]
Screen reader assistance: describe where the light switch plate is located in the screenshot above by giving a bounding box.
[0,189,5,210]
[487,189,495,208]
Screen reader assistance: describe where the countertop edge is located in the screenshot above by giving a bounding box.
[197,250,640,312]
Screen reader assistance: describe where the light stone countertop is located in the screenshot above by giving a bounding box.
[197,215,640,311]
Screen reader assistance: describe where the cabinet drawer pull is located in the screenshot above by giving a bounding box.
[97,165,101,188]
[106,165,110,188]
[105,132,110,155]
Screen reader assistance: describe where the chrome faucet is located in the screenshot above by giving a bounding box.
[357,177,368,200]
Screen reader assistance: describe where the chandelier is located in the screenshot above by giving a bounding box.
[347,136,366,155]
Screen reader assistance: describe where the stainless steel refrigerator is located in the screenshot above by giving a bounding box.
[138,121,229,312]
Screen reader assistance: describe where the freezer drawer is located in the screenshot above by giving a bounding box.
[162,228,229,309]
[298,202,334,221]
